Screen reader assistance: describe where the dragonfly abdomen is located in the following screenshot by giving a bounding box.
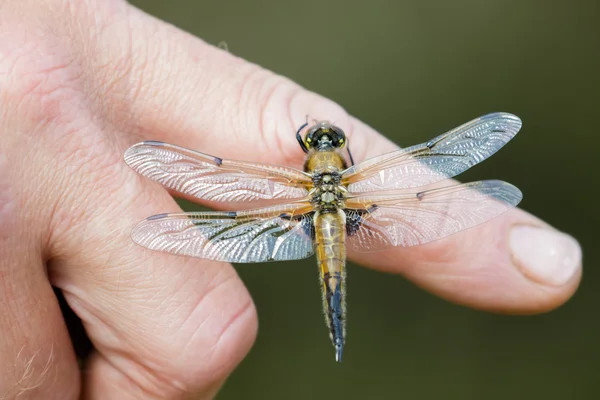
[314,209,346,362]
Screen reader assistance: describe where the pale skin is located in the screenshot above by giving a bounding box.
[0,0,583,398]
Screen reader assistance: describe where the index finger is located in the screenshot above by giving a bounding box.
[113,7,581,314]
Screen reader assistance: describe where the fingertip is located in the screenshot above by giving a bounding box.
[509,225,582,287]
[352,208,582,315]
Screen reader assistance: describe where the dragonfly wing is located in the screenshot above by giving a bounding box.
[124,141,311,204]
[342,113,522,192]
[131,203,316,263]
[344,180,522,252]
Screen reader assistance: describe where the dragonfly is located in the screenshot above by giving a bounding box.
[123,112,522,363]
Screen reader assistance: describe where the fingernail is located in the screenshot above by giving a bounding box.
[509,225,581,286]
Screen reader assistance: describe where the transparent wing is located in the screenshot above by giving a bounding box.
[344,180,521,252]
[124,141,312,204]
[131,203,315,263]
[342,113,522,192]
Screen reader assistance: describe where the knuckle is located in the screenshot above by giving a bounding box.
[136,267,258,395]
[256,78,352,167]
[80,264,258,397]
[0,43,80,132]
[234,67,352,167]
[255,73,305,163]
[173,268,258,385]
[0,8,135,242]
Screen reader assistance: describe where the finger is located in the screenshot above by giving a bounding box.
[0,153,79,397]
[356,208,582,314]
[0,234,79,398]
[345,119,582,314]
[48,142,257,398]
[17,4,257,392]
[107,7,582,314]
[104,7,371,167]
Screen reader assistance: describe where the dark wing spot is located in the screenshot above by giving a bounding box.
[416,192,425,201]
[345,210,363,236]
[278,213,292,220]
[227,211,237,217]
[146,213,169,221]
[346,206,379,236]
[367,204,379,213]
[214,156,223,166]
[491,129,506,133]
[300,212,315,240]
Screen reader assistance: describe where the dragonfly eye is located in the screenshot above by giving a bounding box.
[304,127,320,149]
[330,126,346,148]
[304,122,346,149]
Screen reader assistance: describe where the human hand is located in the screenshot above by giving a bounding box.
[0,0,582,398]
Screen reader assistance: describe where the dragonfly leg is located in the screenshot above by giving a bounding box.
[296,120,309,153]
[346,146,355,166]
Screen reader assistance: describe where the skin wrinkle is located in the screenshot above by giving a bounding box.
[11,49,82,132]
[49,2,135,142]
[62,291,163,391]
[165,265,253,360]
[71,274,236,398]
[173,62,250,155]
[156,271,256,389]
[45,133,136,258]
[134,24,188,129]
[144,271,193,321]
[346,118,383,168]
[98,229,134,289]
[203,51,244,111]
[112,353,189,396]
[61,290,125,346]
[2,31,108,261]
[116,29,149,134]
[53,226,137,287]
[81,0,128,41]
[0,22,42,79]
[127,14,296,158]
[0,263,20,339]
[0,155,16,239]
[176,269,237,339]
[1,168,53,353]
[236,65,266,144]
[123,13,271,156]
[92,352,177,398]
[0,159,51,350]
[151,264,216,320]
[184,300,255,386]
[144,18,249,126]
[260,78,303,166]
[86,362,148,400]
[90,50,135,124]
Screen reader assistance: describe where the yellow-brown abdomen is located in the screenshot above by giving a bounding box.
[314,209,346,362]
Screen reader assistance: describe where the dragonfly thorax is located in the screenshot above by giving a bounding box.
[310,172,347,210]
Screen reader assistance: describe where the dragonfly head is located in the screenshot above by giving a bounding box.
[304,121,347,150]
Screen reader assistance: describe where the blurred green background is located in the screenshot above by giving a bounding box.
[129,1,597,399]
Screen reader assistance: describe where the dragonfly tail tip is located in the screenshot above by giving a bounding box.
[335,343,343,363]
